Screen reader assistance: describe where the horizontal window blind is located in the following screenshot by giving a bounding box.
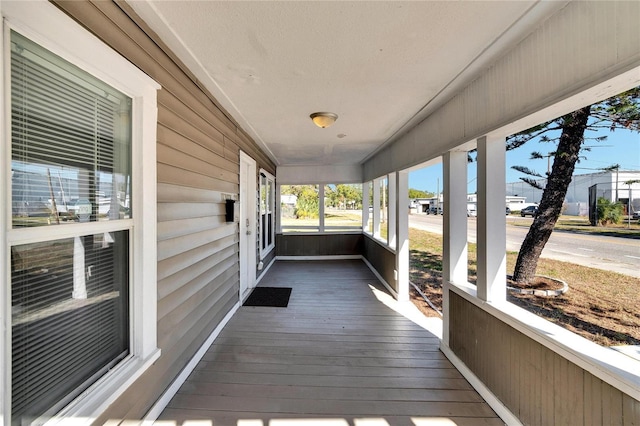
[9,31,132,426]
[11,232,129,424]
[11,31,132,227]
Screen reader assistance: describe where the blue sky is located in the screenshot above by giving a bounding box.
[408,127,640,194]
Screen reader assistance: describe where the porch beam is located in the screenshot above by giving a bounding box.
[476,136,506,303]
[395,171,409,302]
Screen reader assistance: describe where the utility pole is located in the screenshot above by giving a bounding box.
[437,178,440,213]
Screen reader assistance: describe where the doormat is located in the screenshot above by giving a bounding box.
[243,287,292,308]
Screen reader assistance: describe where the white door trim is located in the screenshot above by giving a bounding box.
[239,151,257,301]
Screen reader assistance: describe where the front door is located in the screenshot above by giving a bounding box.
[239,151,257,301]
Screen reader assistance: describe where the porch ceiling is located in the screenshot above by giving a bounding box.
[128,1,566,167]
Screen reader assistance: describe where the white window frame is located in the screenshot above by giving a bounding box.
[322,183,364,233]
[259,169,275,258]
[0,1,160,424]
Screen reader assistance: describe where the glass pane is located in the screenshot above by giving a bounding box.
[11,31,132,228]
[324,184,363,231]
[379,178,388,243]
[260,175,267,215]
[266,179,273,213]
[280,185,319,232]
[11,231,129,424]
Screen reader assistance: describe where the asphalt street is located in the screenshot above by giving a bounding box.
[409,214,640,278]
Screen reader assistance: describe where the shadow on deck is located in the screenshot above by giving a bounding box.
[157,259,502,426]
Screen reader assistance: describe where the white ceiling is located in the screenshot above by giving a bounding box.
[129,1,566,167]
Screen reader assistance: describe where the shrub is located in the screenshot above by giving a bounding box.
[596,197,624,226]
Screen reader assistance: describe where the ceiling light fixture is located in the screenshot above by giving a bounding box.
[310,112,338,128]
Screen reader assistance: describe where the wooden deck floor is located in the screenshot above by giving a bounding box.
[157,260,503,426]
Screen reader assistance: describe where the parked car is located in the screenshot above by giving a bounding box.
[520,205,538,217]
[506,207,511,215]
[428,206,443,215]
[632,210,640,220]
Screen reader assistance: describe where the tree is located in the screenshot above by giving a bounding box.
[409,188,434,199]
[510,87,640,284]
[281,185,319,218]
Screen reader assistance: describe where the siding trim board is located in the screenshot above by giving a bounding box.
[446,286,640,421]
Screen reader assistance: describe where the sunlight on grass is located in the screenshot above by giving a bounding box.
[409,227,640,346]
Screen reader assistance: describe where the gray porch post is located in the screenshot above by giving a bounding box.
[395,171,409,302]
[476,135,507,303]
[442,150,468,345]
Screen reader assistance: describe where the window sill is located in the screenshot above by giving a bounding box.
[47,348,161,425]
[363,232,396,254]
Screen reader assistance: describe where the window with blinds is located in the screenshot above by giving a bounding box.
[11,31,132,228]
[9,31,132,425]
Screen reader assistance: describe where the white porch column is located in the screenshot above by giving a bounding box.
[362,181,370,232]
[477,135,507,303]
[442,151,468,345]
[388,173,397,249]
[319,184,325,232]
[443,151,468,285]
[395,171,409,302]
[276,184,282,233]
[373,177,381,239]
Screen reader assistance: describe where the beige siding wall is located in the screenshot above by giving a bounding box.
[449,292,640,425]
[52,0,275,421]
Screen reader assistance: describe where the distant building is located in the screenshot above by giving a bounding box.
[506,170,640,216]
[411,194,531,215]
[280,194,297,206]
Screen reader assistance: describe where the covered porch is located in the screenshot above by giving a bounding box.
[1,1,638,425]
[156,260,501,426]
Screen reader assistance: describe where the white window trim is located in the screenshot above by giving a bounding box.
[369,175,394,247]
[1,1,161,424]
[259,169,275,259]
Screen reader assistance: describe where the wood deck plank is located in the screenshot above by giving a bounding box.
[157,260,500,424]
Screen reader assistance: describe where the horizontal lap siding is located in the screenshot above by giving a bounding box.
[52,0,275,421]
[449,292,640,425]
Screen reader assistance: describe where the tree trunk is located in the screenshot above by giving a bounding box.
[512,106,591,284]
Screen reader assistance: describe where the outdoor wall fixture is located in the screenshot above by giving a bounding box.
[225,199,235,222]
[310,112,338,128]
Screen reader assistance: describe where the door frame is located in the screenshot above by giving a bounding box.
[239,151,257,301]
